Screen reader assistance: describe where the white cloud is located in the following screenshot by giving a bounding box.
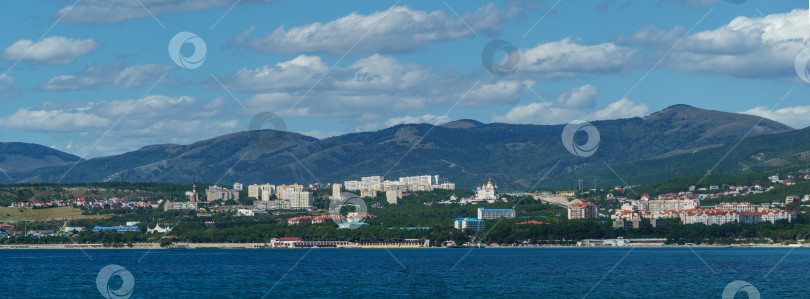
[54,0,277,24]
[0,95,241,157]
[239,3,522,55]
[623,9,810,79]
[114,64,176,88]
[491,85,649,124]
[213,54,527,119]
[385,114,452,127]
[41,63,175,91]
[556,84,599,108]
[740,106,810,129]
[520,37,637,78]
[589,98,650,120]
[0,108,111,131]
[3,36,100,65]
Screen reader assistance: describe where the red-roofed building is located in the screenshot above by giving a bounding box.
[0,224,14,232]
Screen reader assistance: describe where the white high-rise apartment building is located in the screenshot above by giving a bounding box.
[288,191,313,209]
[278,184,304,200]
[332,183,342,198]
[248,184,261,199]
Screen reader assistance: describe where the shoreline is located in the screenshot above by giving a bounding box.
[0,243,805,249]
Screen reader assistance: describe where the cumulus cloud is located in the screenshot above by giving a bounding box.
[238,3,523,55]
[385,114,452,127]
[520,37,637,78]
[622,9,810,79]
[54,0,277,24]
[491,85,649,124]
[0,95,240,156]
[3,36,100,65]
[210,54,528,119]
[41,63,176,91]
[589,98,650,120]
[740,106,810,129]
[555,84,599,108]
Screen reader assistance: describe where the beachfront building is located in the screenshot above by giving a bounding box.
[567,202,599,219]
[679,209,796,225]
[637,196,698,217]
[714,203,757,212]
[477,207,515,220]
[612,209,669,229]
[147,224,173,234]
[454,217,485,233]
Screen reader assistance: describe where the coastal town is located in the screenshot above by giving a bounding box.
[1,171,810,248]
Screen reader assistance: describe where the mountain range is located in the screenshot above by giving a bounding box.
[1,104,804,190]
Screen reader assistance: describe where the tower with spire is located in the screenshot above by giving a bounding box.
[192,177,198,202]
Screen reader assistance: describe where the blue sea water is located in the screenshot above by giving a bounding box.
[1,247,808,298]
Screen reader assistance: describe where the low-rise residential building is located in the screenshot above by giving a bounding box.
[338,222,370,229]
[236,209,268,216]
[0,224,15,232]
[164,201,198,211]
[714,203,756,212]
[679,209,796,225]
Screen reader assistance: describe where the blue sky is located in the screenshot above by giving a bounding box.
[0,0,807,158]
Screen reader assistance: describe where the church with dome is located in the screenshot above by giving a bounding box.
[475,179,499,201]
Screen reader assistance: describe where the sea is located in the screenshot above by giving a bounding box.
[1,247,807,298]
